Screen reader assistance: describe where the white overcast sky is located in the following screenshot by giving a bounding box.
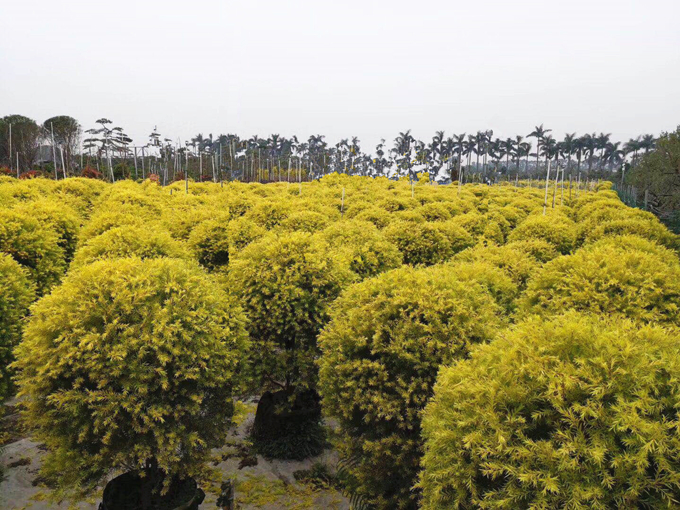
[1,0,679,151]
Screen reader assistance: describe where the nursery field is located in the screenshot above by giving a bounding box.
[1,174,680,509]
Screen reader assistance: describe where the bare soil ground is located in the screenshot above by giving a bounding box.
[0,400,349,510]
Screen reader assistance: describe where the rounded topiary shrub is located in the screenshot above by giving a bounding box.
[14,257,248,498]
[229,231,354,396]
[52,177,107,216]
[446,260,519,313]
[226,216,266,255]
[384,221,453,266]
[78,210,150,246]
[320,220,402,279]
[453,241,548,289]
[13,199,82,263]
[353,207,393,229]
[243,200,292,229]
[420,312,680,509]
[229,231,354,458]
[521,239,680,325]
[417,202,452,222]
[588,235,679,266]
[507,213,577,254]
[188,218,231,271]
[97,188,164,217]
[447,212,487,240]
[584,217,679,251]
[279,210,330,233]
[72,225,190,268]
[504,238,559,263]
[318,265,504,509]
[392,210,426,223]
[0,253,35,400]
[161,203,218,241]
[0,209,66,295]
[436,221,475,255]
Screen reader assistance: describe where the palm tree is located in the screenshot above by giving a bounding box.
[595,132,611,172]
[452,133,466,184]
[520,141,532,177]
[640,134,656,154]
[528,124,552,176]
[464,135,476,177]
[581,133,597,177]
[560,133,577,181]
[513,135,524,175]
[624,136,641,167]
[481,130,493,175]
[429,131,445,180]
[604,142,625,182]
[539,135,559,209]
[394,130,414,179]
[540,135,556,168]
[500,138,514,175]
[471,132,482,175]
[488,138,502,176]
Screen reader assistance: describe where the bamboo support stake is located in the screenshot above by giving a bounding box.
[51,123,58,179]
[543,159,551,215]
[341,187,345,218]
[60,148,66,179]
[552,163,559,208]
[108,149,115,182]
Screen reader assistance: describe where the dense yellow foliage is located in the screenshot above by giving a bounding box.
[0,253,35,399]
[14,257,249,497]
[0,175,678,503]
[318,264,504,508]
[421,312,680,509]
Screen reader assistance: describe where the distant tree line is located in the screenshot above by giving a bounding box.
[625,126,680,232]
[1,114,675,229]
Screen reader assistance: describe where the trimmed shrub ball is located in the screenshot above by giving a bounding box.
[453,241,552,289]
[445,260,519,313]
[225,217,266,255]
[520,238,680,325]
[320,220,402,279]
[188,218,231,271]
[229,231,355,396]
[13,199,82,263]
[421,312,680,509]
[0,253,35,399]
[0,208,66,295]
[72,225,190,268]
[385,221,466,266]
[507,213,578,254]
[583,217,679,252]
[14,257,248,498]
[318,265,504,509]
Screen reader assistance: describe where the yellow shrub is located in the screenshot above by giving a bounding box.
[14,257,248,497]
[521,240,680,325]
[421,312,680,509]
[318,265,504,509]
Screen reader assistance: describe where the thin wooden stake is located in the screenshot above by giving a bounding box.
[543,159,551,215]
[341,187,345,218]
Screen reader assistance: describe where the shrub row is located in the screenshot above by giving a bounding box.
[0,176,678,507]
